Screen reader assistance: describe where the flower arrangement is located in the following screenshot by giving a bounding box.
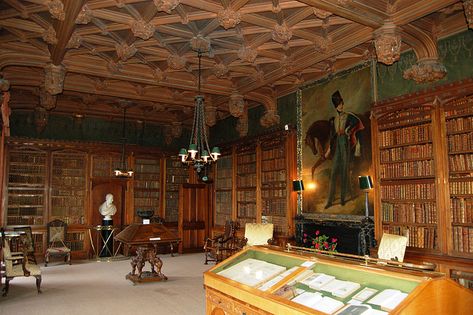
[302,230,338,252]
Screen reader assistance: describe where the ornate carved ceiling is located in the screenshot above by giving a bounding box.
[0,0,470,134]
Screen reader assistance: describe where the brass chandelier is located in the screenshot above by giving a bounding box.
[178,49,220,174]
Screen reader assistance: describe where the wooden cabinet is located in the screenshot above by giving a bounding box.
[212,130,296,243]
[371,79,473,286]
[204,247,473,315]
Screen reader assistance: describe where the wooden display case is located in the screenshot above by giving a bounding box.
[204,247,473,315]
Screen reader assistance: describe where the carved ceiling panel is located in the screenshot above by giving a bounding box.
[0,0,468,128]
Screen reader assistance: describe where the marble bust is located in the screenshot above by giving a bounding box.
[99,193,117,220]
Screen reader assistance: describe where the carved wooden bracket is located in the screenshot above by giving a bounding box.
[116,43,137,61]
[190,35,211,52]
[153,0,180,14]
[229,91,245,118]
[313,8,332,19]
[374,21,401,65]
[236,110,248,137]
[214,63,229,78]
[205,105,217,127]
[217,8,241,29]
[34,107,49,134]
[403,58,447,83]
[76,4,92,24]
[272,22,293,44]
[42,26,58,45]
[44,64,65,95]
[66,32,82,49]
[260,109,280,128]
[238,46,257,63]
[132,19,156,40]
[39,89,57,110]
[48,0,65,21]
[167,54,187,70]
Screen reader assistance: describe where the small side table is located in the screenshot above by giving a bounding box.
[88,225,122,261]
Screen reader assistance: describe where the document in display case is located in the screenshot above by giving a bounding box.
[203,246,473,315]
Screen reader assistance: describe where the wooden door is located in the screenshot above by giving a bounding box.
[178,183,210,253]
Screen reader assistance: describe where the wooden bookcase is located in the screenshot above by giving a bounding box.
[164,156,189,223]
[212,130,296,244]
[6,147,48,226]
[371,79,473,286]
[235,143,258,228]
[50,150,87,225]
[133,157,161,221]
[215,154,233,226]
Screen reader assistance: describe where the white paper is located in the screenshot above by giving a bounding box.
[149,237,161,240]
[367,289,407,312]
[301,273,335,290]
[291,292,323,308]
[313,296,345,314]
[217,258,286,287]
[301,261,316,268]
[352,288,378,302]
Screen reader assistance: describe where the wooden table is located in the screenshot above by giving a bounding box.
[114,224,180,284]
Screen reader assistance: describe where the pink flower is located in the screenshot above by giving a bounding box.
[315,230,320,236]
[303,233,307,237]
[315,243,320,249]
[323,242,329,248]
[332,238,337,243]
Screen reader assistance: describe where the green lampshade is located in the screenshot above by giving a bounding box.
[211,147,221,156]
[188,143,198,153]
[179,148,187,156]
[359,175,373,190]
[292,180,304,192]
[201,150,210,158]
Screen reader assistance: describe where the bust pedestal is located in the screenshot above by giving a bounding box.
[100,218,113,257]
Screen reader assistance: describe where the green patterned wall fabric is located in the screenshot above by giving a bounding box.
[377,30,473,101]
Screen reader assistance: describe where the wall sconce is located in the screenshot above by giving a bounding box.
[359,175,373,217]
[292,180,304,192]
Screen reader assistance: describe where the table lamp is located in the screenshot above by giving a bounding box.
[359,175,373,217]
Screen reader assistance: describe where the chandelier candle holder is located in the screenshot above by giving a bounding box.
[114,106,134,178]
[179,49,220,174]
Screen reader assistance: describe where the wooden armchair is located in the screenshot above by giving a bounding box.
[45,219,71,267]
[1,231,41,296]
[204,221,246,264]
[13,226,37,264]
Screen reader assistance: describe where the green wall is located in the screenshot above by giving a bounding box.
[10,111,189,149]
[377,30,473,101]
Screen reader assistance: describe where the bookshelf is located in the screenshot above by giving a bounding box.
[260,137,288,235]
[50,151,87,225]
[6,147,47,226]
[375,106,438,250]
[165,157,189,223]
[372,79,473,288]
[215,154,233,227]
[236,143,257,227]
[211,130,296,243]
[444,95,473,257]
[134,157,161,221]
[91,153,121,178]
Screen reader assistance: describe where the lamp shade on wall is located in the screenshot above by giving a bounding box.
[359,175,373,190]
[293,180,304,192]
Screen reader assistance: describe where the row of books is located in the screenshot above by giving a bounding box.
[450,197,473,223]
[261,147,285,159]
[237,163,256,174]
[382,225,437,249]
[52,176,86,187]
[261,188,286,198]
[262,199,287,216]
[379,111,431,130]
[449,153,473,172]
[51,198,84,207]
[380,183,435,200]
[51,188,85,197]
[380,160,434,178]
[10,152,47,164]
[452,226,473,253]
[237,190,256,200]
[52,168,85,177]
[261,181,286,189]
[379,143,432,162]
[215,178,232,189]
[216,167,232,178]
[261,172,287,184]
[9,174,46,185]
[134,198,160,208]
[381,202,437,224]
[7,206,42,216]
[447,133,473,152]
[444,98,473,117]
[166,158,183,168]
[449,180,473,195]
[134,161,160,173]
[262,215,288,234]
[51,207,84,219]
[10,164,47,174]
[7,216,44,226]
[237,153,256,164]
[237,204,257,219]
[8,194,44,205]
[134,180,160,189]
[446,116,473,132]
[237,174,257,187]
[262,159,286,172]
[379,124,431,147]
